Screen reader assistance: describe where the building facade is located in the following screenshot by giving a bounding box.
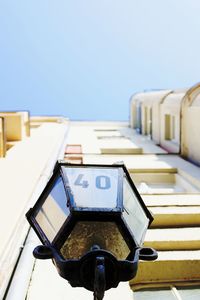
[1,85,200,299]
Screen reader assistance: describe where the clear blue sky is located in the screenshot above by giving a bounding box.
[0,1,200,120]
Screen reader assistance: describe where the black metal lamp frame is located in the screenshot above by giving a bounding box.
[26,162,158,300]
[33,243,157,300]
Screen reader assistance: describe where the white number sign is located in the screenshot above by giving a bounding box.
[64,167,119,208]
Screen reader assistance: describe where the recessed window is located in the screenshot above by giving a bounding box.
[144,107,148,135]
[94,129,122,138]
[134,288,176,300]
[133,286,200,300]
[65,144,82,154]
[143,107,152,136]
[65,144,83,164]
[165,115,176,141]
[64,156,83,164]
[98,137,142,154]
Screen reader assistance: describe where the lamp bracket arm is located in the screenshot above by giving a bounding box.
[94,256,106,300]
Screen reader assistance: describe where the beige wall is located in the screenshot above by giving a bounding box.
[0,121,69,298]
[181,107,200,164]
[151,91,172,144]
[181,83,200,165]
[5,119,200,299]
[130,95,137,129]
[160,91,186,153]
[0,111,30,142]
[130,90,171,144]
[130,84,200,162]
[130,94,145,131]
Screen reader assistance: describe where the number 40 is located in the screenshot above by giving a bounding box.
[74,174,111,190]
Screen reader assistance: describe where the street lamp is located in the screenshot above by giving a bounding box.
[26,162,157,300]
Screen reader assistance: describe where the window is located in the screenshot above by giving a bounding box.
[144,107,148,135]
[133,286,200,300]
[65,144,82,154]
[149,107,152,136]
[64,144,83,164]
[64,156,83,164]
[143,107,152,136]
[94,129,122,138]
[165,114,176,141]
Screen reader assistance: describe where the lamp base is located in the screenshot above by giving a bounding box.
[33,245,157,299]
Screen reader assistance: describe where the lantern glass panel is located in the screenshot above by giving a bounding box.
[123,176,149,245]
[60,221,130,260]
[35,176,70,241]
[64,167,119,208]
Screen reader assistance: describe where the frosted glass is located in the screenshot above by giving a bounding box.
[36,177,69,241]
[64,167,119,208]
[123,177,149,245]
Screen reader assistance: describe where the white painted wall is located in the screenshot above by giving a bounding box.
[0,122,69,298]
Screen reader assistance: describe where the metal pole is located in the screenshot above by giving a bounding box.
[93,257,106,300]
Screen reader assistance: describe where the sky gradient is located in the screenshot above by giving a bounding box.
[0,1,200,120]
